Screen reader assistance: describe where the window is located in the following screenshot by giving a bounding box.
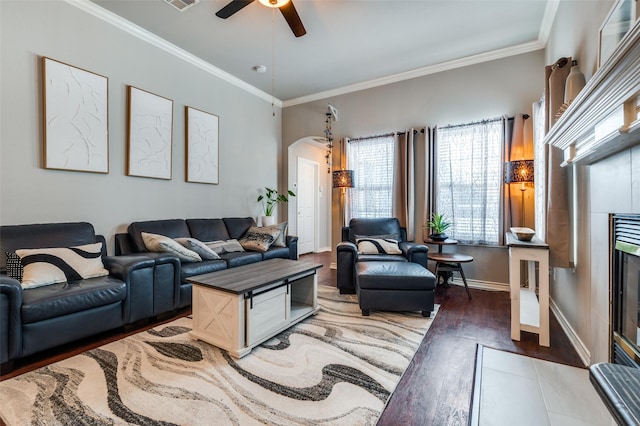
[347,134,395,218]
[433,119,503,245]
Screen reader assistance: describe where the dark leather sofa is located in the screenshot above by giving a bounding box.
[0,222,156,371]
[114,217,298,309]
[336,218,430,293]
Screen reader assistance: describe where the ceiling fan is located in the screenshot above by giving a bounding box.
[215,0,307,37]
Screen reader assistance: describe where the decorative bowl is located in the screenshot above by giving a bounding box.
[510,227,535,241]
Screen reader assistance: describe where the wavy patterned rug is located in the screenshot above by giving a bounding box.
[0,286,437,425]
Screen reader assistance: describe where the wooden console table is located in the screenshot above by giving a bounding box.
[188,258,322,358]
[506,232,550,347]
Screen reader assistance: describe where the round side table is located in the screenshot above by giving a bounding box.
[424,238,458,254]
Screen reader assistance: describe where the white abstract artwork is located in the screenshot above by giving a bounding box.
[186,106,219,184]
[127,86,173,180]
[43,57,109,173]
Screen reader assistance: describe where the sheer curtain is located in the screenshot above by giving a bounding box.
[533,96,547,240]
[433,119,503,244]
[347,134,395,219]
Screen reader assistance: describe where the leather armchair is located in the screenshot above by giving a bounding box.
[337,218,429,293]
[0,222,155,372]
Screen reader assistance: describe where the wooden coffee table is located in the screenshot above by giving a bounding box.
[428,252,473,299]
[188,258,322,358]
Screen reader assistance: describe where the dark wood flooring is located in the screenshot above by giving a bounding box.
[1,251,583,426]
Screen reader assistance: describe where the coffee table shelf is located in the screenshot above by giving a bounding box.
[188,258,322,358]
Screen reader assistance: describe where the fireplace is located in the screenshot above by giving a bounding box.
[611,214,640,368]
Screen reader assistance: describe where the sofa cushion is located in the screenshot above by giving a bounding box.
[174,238,221,260]
[186,219,230,242]
[356,237,402,255]
[141,232,201,263]
[0,222,100,271]
[348,218,403,243]
[16,243,109,289]
[223,217,257,240]
[262,246,291,260]
[180,259,228,281]
[220,251,262,268]
[21,276,127,324]
[239,226,281,252]
[357,254,408,263]
[128,219,191,253]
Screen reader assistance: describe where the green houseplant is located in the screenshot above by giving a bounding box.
[257,187,296,224]
[426,212,451,241]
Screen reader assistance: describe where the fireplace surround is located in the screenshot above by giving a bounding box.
[611,214,640,368]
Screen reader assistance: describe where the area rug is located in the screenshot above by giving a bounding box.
[0,286,438,426]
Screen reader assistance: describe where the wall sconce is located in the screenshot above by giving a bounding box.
[504,160,534,226]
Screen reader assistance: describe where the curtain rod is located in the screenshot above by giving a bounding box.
[439,114,529,130]
[395,128,427,136]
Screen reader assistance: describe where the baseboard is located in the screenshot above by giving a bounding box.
[549,298,591,366]
[449,277,509,292]
[317,247,331,253]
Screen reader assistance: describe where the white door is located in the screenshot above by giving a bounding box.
[297,158,317,255]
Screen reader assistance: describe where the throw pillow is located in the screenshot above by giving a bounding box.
[141,232,202,263]
[239,226,282,252]
[6,252,23,282]
[265,222,288,247]
[205,239,245,255]
[356,237,402,255]
[174,237,221,260]
[15,242,109,289]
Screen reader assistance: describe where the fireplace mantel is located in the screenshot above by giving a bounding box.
[546,20,640,166]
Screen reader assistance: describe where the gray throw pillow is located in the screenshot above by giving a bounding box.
[174,238,221,260]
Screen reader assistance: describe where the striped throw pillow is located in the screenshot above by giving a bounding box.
[356,237,402,255]
[15,242,109,289]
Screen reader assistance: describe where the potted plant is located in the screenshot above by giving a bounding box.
[426,212,451,241]
[257,187,295,226]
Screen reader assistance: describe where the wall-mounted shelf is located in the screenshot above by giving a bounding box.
[546,21,640,166]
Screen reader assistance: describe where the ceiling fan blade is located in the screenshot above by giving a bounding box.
[279,1,306,37]
[215,0,255,19]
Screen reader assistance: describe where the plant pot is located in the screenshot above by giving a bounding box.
[429,233,448,242]
[261,216,276,226]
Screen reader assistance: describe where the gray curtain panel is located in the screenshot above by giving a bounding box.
[393,129,417,240]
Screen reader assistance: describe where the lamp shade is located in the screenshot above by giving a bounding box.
[504,160,534,184]
[333,170,354,188]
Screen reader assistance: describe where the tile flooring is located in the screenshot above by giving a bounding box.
[478,347,614,426]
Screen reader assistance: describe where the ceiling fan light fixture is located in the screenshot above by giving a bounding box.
[258,0,290,8]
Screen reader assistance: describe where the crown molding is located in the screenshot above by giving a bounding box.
[538,0,561,45]
[282,40,545,107]
[64,0,282,107]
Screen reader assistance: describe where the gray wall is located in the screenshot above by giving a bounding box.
[543,0,636,364]
[0,1,281,252]
[283,50,545,285]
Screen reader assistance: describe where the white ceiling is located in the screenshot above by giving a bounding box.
[90,0,556,105]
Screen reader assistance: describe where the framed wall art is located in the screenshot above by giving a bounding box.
[185,106,219,184]
[598,0,638,68]
[126,86,173,179]
[42,57,109,173]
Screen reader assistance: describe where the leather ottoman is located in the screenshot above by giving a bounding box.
[355,261,437,317]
